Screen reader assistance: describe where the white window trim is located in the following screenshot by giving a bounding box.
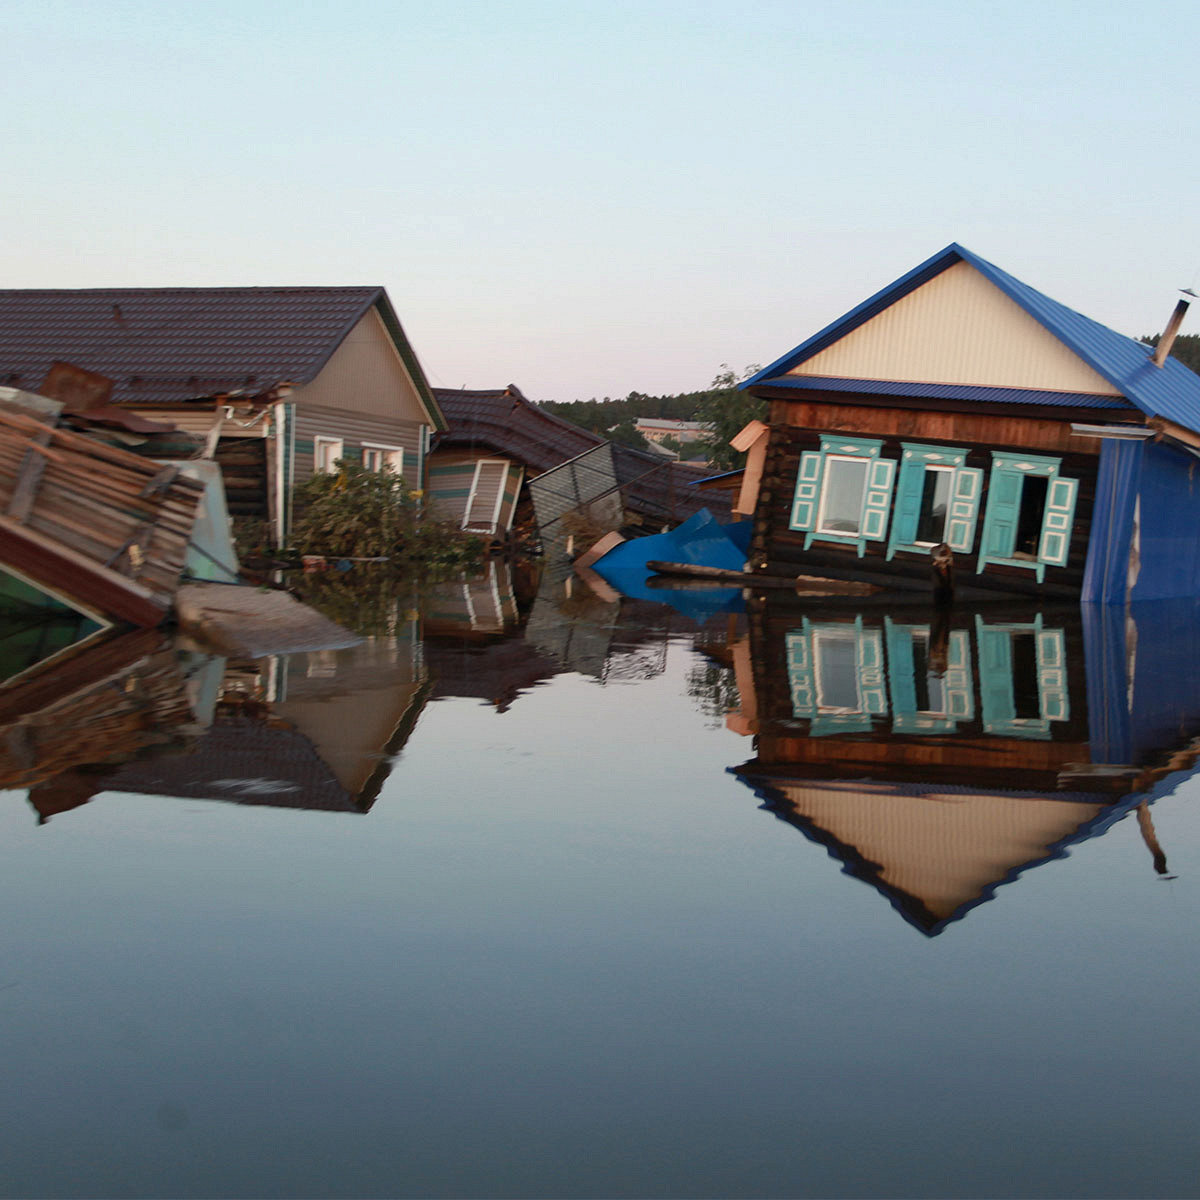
[912,463,956,547]
[314,436,344,474]
[361,442,405,475]
[815,455,870,537]
[462,459,509,533]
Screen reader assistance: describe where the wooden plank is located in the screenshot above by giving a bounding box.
[0,515,170,627]
[7,428,53,524]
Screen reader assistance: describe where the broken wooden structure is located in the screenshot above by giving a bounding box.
[0,390,205,627]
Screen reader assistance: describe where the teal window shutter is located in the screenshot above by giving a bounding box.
[860,458,896,551]
[1038,477,1077,566]
[886,461,926,559]
[789,452,824,531]
[977,465,1023,570]
[887,444,972,560]
[786,627,816,716]
[945,467,983,552]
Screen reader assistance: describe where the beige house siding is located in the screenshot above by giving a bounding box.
[293,403,425,486]
[296,306,433,422]
[789,261,1123,395]
[776,780,1104,919]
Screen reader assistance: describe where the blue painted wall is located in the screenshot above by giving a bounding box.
[1130,441,1200,602]
[1083,439,1200,603]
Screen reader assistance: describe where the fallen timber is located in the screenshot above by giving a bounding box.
[0,399,205,627]
[645,560,879,596]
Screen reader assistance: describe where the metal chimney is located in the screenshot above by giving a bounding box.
[1151,288,1197,367]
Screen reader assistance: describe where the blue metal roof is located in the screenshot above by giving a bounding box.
[754,374,1133,409]
[745,243,1200,434]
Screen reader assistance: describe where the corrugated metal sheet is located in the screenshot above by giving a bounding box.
[789,261,1122,395]
[747,243,1200,433]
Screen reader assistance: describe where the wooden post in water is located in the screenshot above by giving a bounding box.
[931,542,955,606]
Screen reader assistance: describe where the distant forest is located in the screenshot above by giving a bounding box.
[539,366,764,468]
[1141,332,1200,373]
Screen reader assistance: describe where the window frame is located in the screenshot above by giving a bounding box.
[976,452,1078,582]
[361,442,405,477]
[313,436,344,474]
[789,435,896,556]
[886,443,983,561]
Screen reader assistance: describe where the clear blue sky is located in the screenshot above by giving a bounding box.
[4,0,1199,400]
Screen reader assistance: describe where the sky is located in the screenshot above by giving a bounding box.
[4,0,1199,401]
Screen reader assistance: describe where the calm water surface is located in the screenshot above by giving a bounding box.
[0,572,1198,1198]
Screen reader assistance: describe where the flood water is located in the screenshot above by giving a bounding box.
[1,564,1199,1198]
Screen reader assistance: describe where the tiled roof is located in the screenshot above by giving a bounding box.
[433,385,601,472]
[0,287,441,422]
[746,243,1200,433]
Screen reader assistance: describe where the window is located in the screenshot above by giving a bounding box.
[817,457,871,535]
[977,453,1078,581]
[362,444,404,476]
[975,616,1069,737]
[885,618,974,734]
[314,436,344,474]
[789,435,896,556]
[786,618,887,735]
[887,444,983,561]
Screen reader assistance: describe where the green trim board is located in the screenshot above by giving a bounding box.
[885,619,973,734]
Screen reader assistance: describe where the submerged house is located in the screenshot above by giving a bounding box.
[429,385,729,544]
[0,287,446,544]
[740,244,1200,602]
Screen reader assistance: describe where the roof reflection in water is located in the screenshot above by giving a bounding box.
[725,596,1200,935]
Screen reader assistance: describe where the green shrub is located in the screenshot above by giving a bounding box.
[291,460,483,565]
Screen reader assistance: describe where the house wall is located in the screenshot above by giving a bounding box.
[1130,440,1200,602]
[789,261,1123,396]
[296,306,432,424]
[427,449,520,536]
[755,401,1102,600]
[292,403,424,487]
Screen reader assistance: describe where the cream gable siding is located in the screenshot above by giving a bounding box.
[295,306,432,423]
[789,261,1123,396]
[777,781,1104,920]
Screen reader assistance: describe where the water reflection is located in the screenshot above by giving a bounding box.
[5,557,1198,946]
[725,596,1200,935]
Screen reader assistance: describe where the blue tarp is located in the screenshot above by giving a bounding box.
[589,509,749,621]
[592,509,749,573]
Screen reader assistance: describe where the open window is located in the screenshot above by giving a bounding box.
[789,435,896,556]
[975,616,1069,738]
[887,443,983,560]
[977,453,1078,581]
[885,618,974,733]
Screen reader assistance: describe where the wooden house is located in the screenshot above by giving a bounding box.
[0,287,446,544]
[740,244,1200,602]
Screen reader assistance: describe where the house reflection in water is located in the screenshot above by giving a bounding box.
[10,619,430,823]
[727,598,1200,935]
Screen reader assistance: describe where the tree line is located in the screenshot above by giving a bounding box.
[539,364,764,470]
[1140,332,1200,372]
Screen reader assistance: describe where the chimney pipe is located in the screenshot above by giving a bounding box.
[1151,288,1197,367]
